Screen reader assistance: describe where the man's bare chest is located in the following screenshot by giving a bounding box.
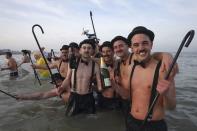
[120,65,131,78]
[59,63,68,73]
[76,64,92,79]
[132,68,155,90]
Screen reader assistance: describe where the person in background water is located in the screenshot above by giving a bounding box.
[58,39,102,116]
[16,45,71,103]
[32,45,69,79]
[17,50,30,68]
[33,51,50,78]
[41,47,48,58]
[1,52,18,78]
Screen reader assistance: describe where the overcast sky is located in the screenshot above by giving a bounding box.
[0,0,197,52]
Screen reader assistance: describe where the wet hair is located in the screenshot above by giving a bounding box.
[21,50,30,55]
[99,41,113,51]
[6,52,12,57]
[69,42,79,49]
[33,51,41,57]
[111,36,130,47]
[127,26,155,44]
[60,45,69,51]
[79,39,96,49]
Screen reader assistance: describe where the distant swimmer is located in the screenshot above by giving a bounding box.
[33,51,50,78]
[0,52,18,78]
[17,50,31,67]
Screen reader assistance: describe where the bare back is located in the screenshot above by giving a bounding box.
[8,58,18,71]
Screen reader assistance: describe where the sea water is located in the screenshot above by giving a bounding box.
[0,52,197,131]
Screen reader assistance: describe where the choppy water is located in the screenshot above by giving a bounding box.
[0,52,197,131]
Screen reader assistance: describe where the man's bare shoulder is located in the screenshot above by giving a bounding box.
[151,58,159,65]
[52,59,61,66]
[9,58,16,63]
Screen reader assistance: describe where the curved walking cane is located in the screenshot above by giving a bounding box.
[32,24,58,87]
[27,52,42,86]
[141,30,195,129]
[0,89,17,99]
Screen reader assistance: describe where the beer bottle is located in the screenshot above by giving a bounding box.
[100,57,111,89]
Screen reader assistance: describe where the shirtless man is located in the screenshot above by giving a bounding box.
[1,52,18,77]
[125,26,177,131]
[16,45,70,102]
[32,45,69,79]
[97,41,118,109]
[111,36,133,117]
[110,35,178,130]
[58,39,102,116]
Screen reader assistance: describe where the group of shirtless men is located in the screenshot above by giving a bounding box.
[3,26,178,131]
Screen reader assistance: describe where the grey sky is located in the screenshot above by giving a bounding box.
[0,0,197,52]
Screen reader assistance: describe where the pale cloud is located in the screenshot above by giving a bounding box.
[5,0,66,19]
[0,0,196,52]
[147,0,197,16]
[88,0,104,9]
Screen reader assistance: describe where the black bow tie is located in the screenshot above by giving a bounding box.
[133,60,146,68]
[81,59,89,65]
[106,63,113,68]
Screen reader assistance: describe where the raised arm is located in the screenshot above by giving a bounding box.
[152,52,179,74]
[95,63,103,92]
[157,62,178,110]
[16,89,58,100]
[58,66,72,94]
